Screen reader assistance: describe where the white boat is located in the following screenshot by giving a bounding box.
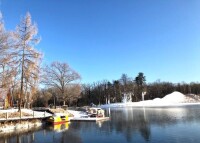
[87,107,105,118]
[69,108,109,122]
[70,116,109,122]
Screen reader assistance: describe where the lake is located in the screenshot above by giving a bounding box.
[1,105,200,143]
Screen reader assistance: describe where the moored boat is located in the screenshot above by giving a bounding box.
[70,108,109,122]
[87,107,105,118]
[47,113,69,125]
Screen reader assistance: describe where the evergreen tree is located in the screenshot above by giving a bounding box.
[135,72,146,101]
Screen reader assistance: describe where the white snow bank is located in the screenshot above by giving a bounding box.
[22,109,52,117]
[162,91,185,103]
[0,109,52,118]
[0,108,18,113]
[100,91,200,108]
[0,121,42,133]
[67,110,88,117]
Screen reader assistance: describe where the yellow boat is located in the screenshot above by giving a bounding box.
[47,113,69,125]
[50,122,70,132]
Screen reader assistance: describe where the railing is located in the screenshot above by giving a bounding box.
[0,111,51,122]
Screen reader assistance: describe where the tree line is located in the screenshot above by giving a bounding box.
[78,76,200,106]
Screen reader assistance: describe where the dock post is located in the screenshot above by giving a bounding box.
[6,112,8,120]
[20,110,22,119]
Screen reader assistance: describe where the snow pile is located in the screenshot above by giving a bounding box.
[162,91,186,103]
[145,91,186,105]
[101,91,200,108]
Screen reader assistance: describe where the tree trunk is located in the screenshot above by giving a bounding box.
[19,43,25,112]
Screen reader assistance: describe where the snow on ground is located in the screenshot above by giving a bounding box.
[0,109,52,118]
[67,110,88,117]
[100,91,200,108]
[162,91,185,103]
[23,109,52,117]
[1,91,199,119]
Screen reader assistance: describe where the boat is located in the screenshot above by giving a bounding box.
[70,116,110,122]
[46,113,69,125]
[87,107,105,118]
[70,107,109,122]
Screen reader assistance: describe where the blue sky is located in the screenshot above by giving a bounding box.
[1,0,200,83]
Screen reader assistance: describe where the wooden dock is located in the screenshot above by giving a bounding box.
[70,117,110,122]
[0,115,51,122]
[0,110,52,123]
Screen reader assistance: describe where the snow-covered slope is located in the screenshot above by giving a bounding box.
[100,91,200,108]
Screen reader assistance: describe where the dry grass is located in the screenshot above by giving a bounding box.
[0,113,6,118]
[0,112,32,118]
[9,112,30,118]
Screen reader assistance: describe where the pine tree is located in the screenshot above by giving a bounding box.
[135,72,146,101]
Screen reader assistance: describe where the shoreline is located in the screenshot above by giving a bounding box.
[0,119,43,133]
[100,102,200,108]
[100,92,200,108]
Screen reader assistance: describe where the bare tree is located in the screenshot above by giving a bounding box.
[42,61,81,106]
[120,74,130,92]
[0,12,16,89]
[65,84,81,106]
[12,12,42,111]
[32,89,52,107]
[41,89,52,107]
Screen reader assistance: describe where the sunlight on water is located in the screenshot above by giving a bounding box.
[1,106,200,143]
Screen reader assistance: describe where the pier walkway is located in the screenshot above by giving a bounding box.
[0,109,52,123]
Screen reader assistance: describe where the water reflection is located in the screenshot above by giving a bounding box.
[105,106,200,142]
[1,106,200,143]
[107,107,151,142]
[0,129,38,143]
[47,122,70,132]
